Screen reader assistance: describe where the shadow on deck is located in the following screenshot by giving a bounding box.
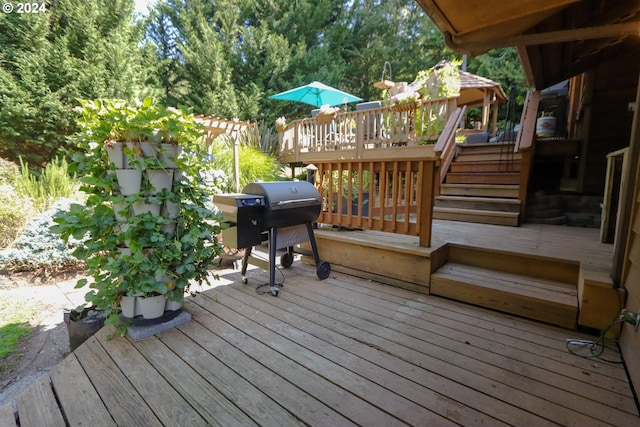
[3,244,638,425]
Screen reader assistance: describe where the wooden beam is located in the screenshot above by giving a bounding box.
[514,90,540,152]
[444,21,640,56]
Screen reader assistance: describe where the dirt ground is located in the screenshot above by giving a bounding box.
[0,269,88,411]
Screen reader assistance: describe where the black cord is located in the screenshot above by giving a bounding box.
[246,251,286,295]
[566,319,625,364]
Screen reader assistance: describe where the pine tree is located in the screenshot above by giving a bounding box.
[0,0,151,167]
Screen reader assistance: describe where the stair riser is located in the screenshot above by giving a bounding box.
[457,143,516,154]
[446,244,580,282]
[435,199,521,212]
[440,185,520,198]
[430,276,577,329]
[433,209,519,226]
[450,162,521,173]
[455,152,523,162]
[445,174,520,185]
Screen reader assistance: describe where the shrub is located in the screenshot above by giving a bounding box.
[209,133,282,192]
[0,158,19,185]
[0,184,36,248]
[0,198,83,274]
[15,156,79,211]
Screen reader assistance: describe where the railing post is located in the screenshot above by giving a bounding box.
[355,110,364,159]
[418,160,435,247]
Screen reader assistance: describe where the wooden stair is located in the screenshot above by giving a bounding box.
[435,142,522,226]
[430,244,579,329]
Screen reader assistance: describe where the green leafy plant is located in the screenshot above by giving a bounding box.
[52,98,223,334]
[0,185,35,248]
[209,131,282,192]
[15,156,79,211]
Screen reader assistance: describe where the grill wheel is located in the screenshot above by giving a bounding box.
[316,261,331,280]
[280,252,294,268]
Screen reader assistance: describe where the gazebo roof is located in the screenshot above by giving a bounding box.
[458,70,507,108]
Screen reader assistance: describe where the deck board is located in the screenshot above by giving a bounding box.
[49,354,116,426]
[15,375,65,427]
[9,222,638,426]
[241,268,631,426]
[73,335,163,426]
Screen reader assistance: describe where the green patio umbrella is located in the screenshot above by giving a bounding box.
[269,81,363,107]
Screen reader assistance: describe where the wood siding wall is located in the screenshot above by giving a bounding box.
[582,53,639,194]
[620,70,640,395]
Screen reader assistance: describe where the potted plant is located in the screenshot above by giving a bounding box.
[52,98,223,335]
[316,104,340,123]
[275,116,287,132]
[390,91,421,113]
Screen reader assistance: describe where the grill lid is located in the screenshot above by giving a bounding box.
[242,181,320,210]
[242,181,321,228]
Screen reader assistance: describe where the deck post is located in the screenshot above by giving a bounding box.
[355,110,364,158]
[418,160,436,247]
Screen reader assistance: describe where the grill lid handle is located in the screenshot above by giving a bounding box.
[277,197,318,206]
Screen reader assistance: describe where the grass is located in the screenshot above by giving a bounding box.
[0,295,41,365]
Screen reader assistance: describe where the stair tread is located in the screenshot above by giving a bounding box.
[432,263,578,309]
[433,207,519,217]
[434,262,577,302]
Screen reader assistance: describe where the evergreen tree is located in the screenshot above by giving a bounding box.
[146,0,238,117]
[0,0,150,167]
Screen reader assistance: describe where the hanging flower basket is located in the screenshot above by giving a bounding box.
[392,101,420,113]
[316,113,337,123]
[276,125,287,132]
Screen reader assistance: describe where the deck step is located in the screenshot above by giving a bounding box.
[435,196,521,212]
[431,262,578,329]
[457,142,516,153]
[433,207,519,226]
[455,152,523,162]
[445,172,520,185]
[450,160,521,173]
[440,184,520,198]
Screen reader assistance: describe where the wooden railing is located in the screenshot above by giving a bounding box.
[279,97,457,163]
[433,106,466,185]
[314,158,438,247]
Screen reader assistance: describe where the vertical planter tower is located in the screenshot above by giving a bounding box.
[53,99,222,335]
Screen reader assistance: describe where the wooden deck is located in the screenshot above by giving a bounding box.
[4,257,638,426]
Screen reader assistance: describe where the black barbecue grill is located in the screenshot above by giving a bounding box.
[214,181,330,296]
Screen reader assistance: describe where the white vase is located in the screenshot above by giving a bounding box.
[165,294,183,312]
[112,201,129,222]
[137,295,166,319]
[120,295,136,318]
[159,144,180,169]
[123,142,144,169]
[115,169,142,195]
[162,201,180,219]
[145,169,173,194]
[162,221,176,236]
[139,141,159,157]
[115,246,132,257]
[105,142,124,168]
[132,200,161,216]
